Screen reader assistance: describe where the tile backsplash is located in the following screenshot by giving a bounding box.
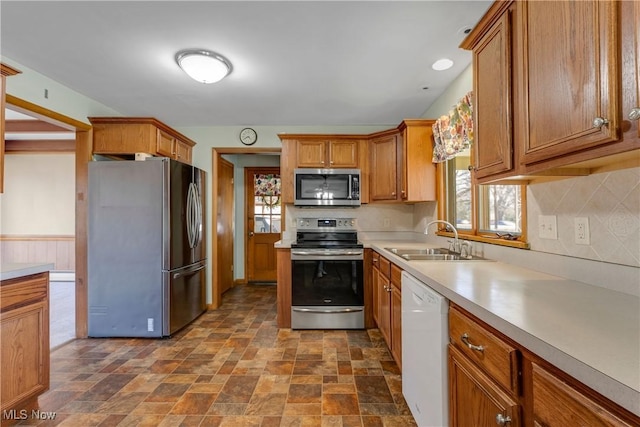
[284,167,640,270]
[528,166,640,267]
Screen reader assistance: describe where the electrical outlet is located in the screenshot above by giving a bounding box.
[538,215,558,239]
[574,217,590,245]
[383,218,390,228]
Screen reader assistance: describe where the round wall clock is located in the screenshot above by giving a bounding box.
[239,127,258,145]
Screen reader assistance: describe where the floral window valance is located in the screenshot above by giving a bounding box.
[432,91,474,163]
[254,174,281,197]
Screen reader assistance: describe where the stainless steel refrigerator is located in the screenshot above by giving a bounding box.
[88,157,206,337]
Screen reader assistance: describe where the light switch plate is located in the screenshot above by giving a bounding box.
[539,215,558,240]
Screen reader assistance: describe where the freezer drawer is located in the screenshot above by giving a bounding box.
[165,261,207,335]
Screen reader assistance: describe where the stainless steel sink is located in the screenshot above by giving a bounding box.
[400,253,489,261]
[384,247,490,261]
[384,247,452,256]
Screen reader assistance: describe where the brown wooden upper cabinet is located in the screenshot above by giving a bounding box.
[297,139,359,168]
[90,117,195,164]
[369,132,400,202]
[369,120,436,203]
[462,0,640,183]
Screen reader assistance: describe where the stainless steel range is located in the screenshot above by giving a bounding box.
[291,218,364,329]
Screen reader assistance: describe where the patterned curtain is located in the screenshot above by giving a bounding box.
[432,91,474,163]
[254,174,281,196]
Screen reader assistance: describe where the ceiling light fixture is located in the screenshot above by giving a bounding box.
[175,49,232,84]
[432,58,454,71]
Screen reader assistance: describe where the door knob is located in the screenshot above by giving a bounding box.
[592,117,609,128]
[629,108,640,121]
[495,414,511,426]
[249,231,255,237]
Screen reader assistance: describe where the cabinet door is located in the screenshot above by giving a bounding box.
[623,0,640,140]
[390,284,402,370]
[369,134,399,201]
[449,345,520,427]
[328,140,358,168]
[297,140,328,168]
[377,271,391,346]
[1,301,50,411]
[157,129,175,158]
[520,1,620,165]
[175,140,191,164]
[473,11,513,179]
[532,363,635,427]
[372,257,380,326]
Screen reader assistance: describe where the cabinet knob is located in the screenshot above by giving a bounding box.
[391,192,396,196]
[495,414,511,426]
[330,160,334,164]
[629,108,640,121]
[592,117,609,128]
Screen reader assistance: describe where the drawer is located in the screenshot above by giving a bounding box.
[379,255,391,279]
[449,306,519,393]
[0,272,49,312]
[390,263,402,289]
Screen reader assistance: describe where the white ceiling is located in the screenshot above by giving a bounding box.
[1,1,491,128]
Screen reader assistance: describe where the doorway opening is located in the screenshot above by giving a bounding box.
[211,148,280,309]
[4,96,91,343]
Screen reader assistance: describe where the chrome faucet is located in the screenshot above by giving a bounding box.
[425,220,461,254]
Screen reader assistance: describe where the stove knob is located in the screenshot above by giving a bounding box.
[350,220,355,226]
[338,220,343,226]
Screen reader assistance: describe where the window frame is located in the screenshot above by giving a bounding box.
[436,162,529,249]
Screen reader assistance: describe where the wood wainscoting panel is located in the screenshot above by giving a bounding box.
[0,236,75,271]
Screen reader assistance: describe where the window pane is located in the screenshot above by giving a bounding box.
[445,150,472,230]
[479,185,522,234]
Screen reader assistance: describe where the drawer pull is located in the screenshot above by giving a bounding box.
[461,333,484,352]
[495,413,511,426]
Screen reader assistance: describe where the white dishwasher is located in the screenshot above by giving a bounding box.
[401,271,449,427]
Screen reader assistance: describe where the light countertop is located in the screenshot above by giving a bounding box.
[277,237,639,415]
[0,262,55,282]
[365,240,640,417]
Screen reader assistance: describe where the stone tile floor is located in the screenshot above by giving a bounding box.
[21,284,417,426]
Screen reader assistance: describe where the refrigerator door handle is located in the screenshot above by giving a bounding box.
[172,263,206,279]
[186,182,199,249]
[193,182,203,246]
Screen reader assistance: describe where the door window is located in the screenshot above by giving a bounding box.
[253,173,281,233]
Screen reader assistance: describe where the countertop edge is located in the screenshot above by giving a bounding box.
[368,242,640,418]
[0,263,55,282]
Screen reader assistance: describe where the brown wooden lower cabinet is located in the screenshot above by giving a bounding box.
[449,344,521,427]
[450,304,640,427]
[531,363,636,427]
[0,272,50,425]
[371,251,402,370]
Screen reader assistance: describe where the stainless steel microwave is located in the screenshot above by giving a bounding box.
[294,168,361,207]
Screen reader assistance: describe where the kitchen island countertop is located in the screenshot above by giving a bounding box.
[364,240,639,418]
[0,262,55,282]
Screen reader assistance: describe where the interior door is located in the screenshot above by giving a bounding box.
[246,167,280,283]
[217,157,234,295]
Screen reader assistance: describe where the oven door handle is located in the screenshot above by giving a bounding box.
[292,307,364,314]
[291,249,364,256]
